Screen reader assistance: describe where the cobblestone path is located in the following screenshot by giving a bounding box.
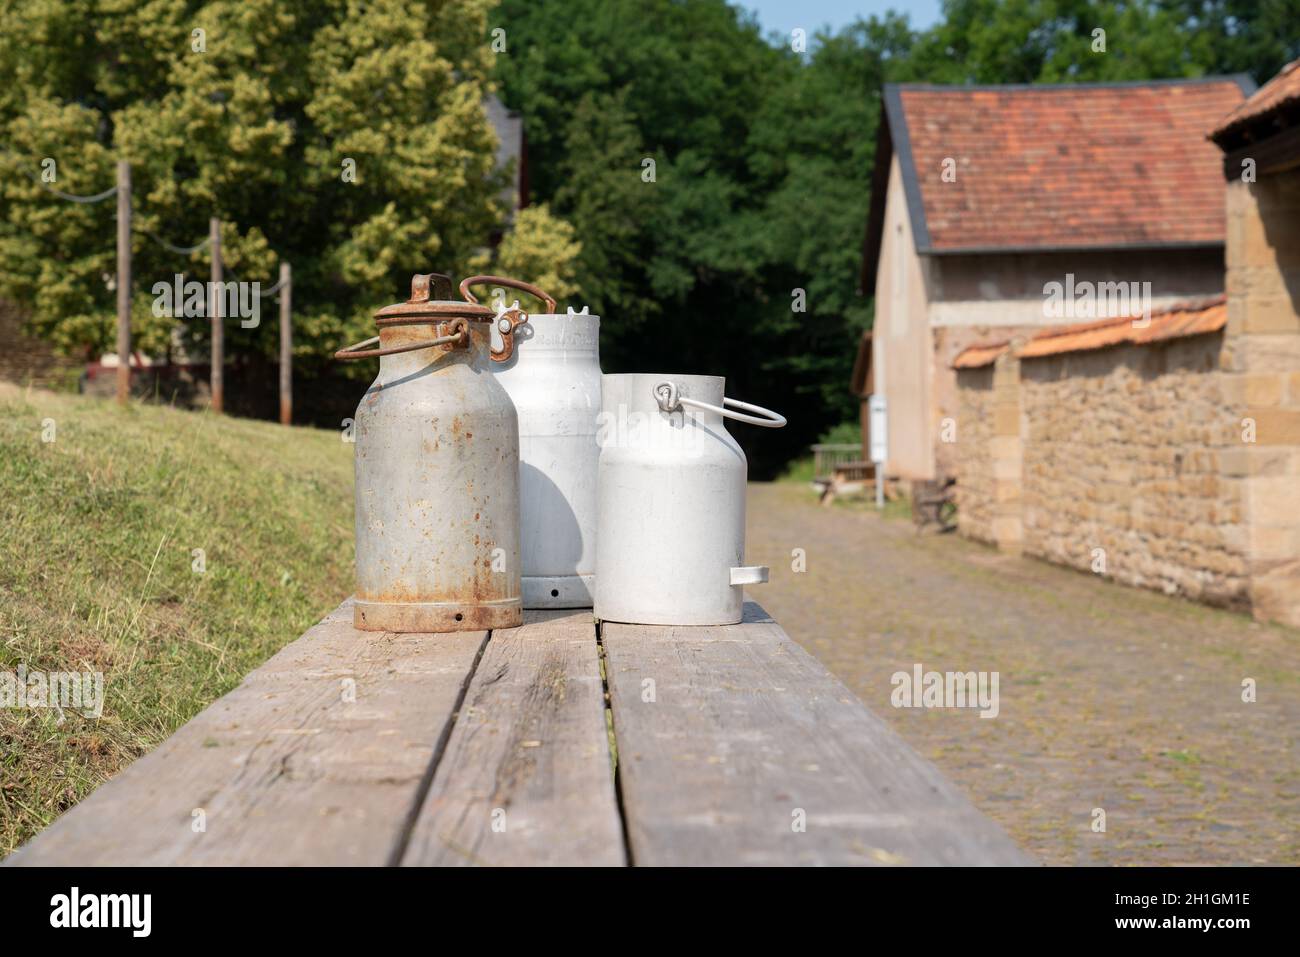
[745,482,1300,865]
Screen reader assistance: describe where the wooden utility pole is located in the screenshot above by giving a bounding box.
[209,217,223,413]
[279,261,292,425]
[115,161,131,406]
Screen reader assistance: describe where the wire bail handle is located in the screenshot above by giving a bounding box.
[334,273,479,361]
[459,275,554,363]
[334,318,469,361]
[653,381,787,428]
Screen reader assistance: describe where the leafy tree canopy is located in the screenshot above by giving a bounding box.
[0,0,579,378]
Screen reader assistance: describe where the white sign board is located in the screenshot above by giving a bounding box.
[868,394,887,465]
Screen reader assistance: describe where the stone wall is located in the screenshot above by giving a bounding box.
[956,353,1024,553]
[1223,169,1300,625]
[948,111,1300,625]
[1015,333,1249,608]
[955,364,996,544]
[954,299,1300,622]
[934,325,1037,482]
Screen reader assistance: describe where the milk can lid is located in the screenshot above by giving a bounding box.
[374,273,497,325]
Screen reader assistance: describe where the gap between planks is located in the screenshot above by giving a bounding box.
[601,601,1033,867]
[6,601,489,866]
[596,619,637,866]
[397,609,626,866]
[8,600,1029,868]
[7,604,625,868]
[385,629,491,865]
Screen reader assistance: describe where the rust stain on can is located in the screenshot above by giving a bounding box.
[349,273,523,634]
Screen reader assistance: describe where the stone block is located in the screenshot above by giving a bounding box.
[1251,561,1300,627]
[1247,475,1300,525]
[1247,407,1300,445]
[1221,449,1292,483]
[1244,374,1285,407]
[1249,524,1299,563]
[988,435,1021,461]
[993,404,1020,436]
[1242,202,1300,269]
[1229,334,1300,374]
[1239,296,1300,335]
[994,478,1020,504]
[992,456,1021,482]
[991,516,1022,554]
[1220,523,1249,553]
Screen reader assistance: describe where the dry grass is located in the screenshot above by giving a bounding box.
[0,383,354,855]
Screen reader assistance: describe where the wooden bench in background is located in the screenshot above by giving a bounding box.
[5,600,1030,867]
[811,443,874,506]
[817,460,877,505]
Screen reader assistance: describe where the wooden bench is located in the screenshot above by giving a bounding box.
[5,600,1031,866]
[816,460,876,505]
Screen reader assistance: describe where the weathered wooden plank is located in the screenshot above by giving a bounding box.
[401,610,624,866]
[603,602,1033,866]
[6,600,486,866]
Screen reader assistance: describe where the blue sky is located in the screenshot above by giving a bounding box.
[742,0,943,37]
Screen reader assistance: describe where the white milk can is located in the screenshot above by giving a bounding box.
[335,272,530,633]
[594,373,786,626]
[466,275,602,609]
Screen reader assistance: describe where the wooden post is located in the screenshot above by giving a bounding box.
[115,161,131,406]
[209,217,223,413]
[279,261,292,425]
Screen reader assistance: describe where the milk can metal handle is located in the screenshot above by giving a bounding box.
[334,318,469,360]
[460,275,554,363]
[653,381,787,428]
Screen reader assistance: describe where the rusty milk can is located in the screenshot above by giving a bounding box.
[335,273,530,632]
[466,276,602,609]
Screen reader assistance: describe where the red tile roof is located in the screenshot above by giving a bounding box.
[952,296,1227,369]
[1211,59,1300,141]
[952,341,1010,369]
[891,78,1250,253]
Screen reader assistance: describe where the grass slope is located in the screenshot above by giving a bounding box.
[0,384,354,854]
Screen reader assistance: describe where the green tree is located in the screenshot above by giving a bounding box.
[494,1,918,471]
[1156,1,1300,84]
[0,0,506,375]
[494,203,582,304]
[551,89,661,332]
[493,0,829,473]
[742,15,914,424]
[898,0,1299,85]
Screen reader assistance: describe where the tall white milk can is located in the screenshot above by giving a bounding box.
[594,373,786,625]
[466,275,602,609]
[335,272,531,633]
